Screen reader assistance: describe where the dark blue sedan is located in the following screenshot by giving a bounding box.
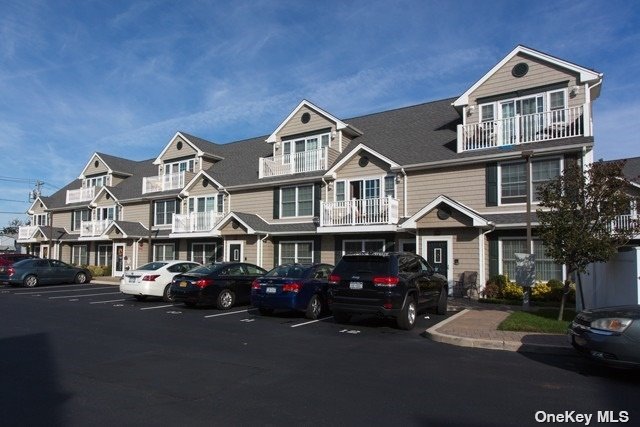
[250,264,334,319]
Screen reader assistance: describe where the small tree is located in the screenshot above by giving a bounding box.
[537,160,640,320]
[1,218,25,235]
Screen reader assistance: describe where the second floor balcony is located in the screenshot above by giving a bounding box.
[610,214,639,238]
[320,196,399,227]
[259,147,328,178]
[457,105,590,152]
[142,171,185,194]
[18,226,39,240]
[66,187,96,204]
[172,211,226,233]
[80,219,112,237]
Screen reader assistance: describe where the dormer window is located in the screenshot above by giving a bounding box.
[32,213,48,226]
[282,132,330,160]
[84,175,110,188]
[165,159,194,174]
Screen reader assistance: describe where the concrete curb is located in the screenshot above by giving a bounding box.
[425,309,576,356]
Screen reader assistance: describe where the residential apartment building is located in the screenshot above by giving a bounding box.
[17,45,605,292]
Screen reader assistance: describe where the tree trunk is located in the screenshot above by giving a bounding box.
[558,279,570,321]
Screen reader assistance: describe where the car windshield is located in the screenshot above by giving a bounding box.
[265,265,307,278]
[137,262,168,271]
[187,264,224,274]
[333,256,390,276]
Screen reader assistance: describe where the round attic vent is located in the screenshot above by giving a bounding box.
[301,112,311,124]
[203,179,209,187]
[437,207,451,220]
[177,140,183,150]
[94,160,99,168]
[512,62,529,78]
[358,156,369,168]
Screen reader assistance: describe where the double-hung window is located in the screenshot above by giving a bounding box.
[72,209,91,231]
[501,239,562,282]
[155,200,178,226]
[500,157,561,204]
[153,244,175,261]
[164,159,195,175]
[280,241,313,264]
[72,245,88,266]
[191,243,216,264]
[33,213,48,226]
[281,185,313,217]
[85,175,109,188]
[97,206,116,221]
[97,245,113,266]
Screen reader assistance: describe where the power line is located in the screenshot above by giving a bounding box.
[0,198,29,203]
[0,211,27,214]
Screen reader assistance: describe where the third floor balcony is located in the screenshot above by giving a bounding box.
[142,171,185,194]
[457,104,590,152]
[259,147,328,179]
[66,187,95,204]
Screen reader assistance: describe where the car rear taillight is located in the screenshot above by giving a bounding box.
[251,279,261,290]
[373,276,400,287]
[328,274,341,285]
[7,267,15,277]
[282,282,302,293]
[195,278,214,289]
[142,274,160,281]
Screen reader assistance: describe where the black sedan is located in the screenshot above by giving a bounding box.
[0,258,92,287]
[170,262,267,309]
[568,305,640,368]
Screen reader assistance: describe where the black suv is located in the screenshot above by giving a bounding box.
[328,252,448,330]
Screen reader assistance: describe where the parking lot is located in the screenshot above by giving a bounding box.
[0,281,449,338]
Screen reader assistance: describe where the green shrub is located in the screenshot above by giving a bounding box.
[502,282,524,300]
[531,282,552,301]
[85,265,112,277]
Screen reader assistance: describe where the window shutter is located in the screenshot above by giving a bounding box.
[273,188,280,219]
[273,237,280,265]
[486,163,498,206]
[313,183,321,217]
[488,238,499,279]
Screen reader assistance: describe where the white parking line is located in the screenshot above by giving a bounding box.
[49,292,121,299]
[290,316,334,328]
[4,283,92,292]
[15,286,114,295]
[90,299,127,304]
[140,304,178,310]
[204,308,256,318]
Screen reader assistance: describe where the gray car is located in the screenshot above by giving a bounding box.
[0,258,92,288]
[568,305,640,368]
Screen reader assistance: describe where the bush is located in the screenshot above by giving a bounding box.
[85,265,112,277]
[531,282,552,301]
[483,275,509,298]
[502,282,524,300]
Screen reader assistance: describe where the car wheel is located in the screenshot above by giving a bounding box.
[75,272,88,284]
[305,294,322,320]
[397,296,417,330]
[134,295,147,302]
[436,287,448,315]
[162,284,174,303]
[216,289,235,310]
[332,310,351,324]
[258,307,274,316]
[23,275,38,288]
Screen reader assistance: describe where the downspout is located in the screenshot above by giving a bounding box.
[134,237,143,270]
[259,233,270,268]
[321,177,329,201]
[401,168,407,218]
[220,187,231,212]
[478,222,496,295]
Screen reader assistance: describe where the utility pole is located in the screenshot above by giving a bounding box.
[522,150,533,311]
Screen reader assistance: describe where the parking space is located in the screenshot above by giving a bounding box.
[0,282,452,338]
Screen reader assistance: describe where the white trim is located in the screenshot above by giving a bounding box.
[421,235,454,295]
[316,225,398,234]
[225,240,244,262]
[179,170,226,197]
[153,132,202,166]
[279,184,315,219]
[324,143,400,177]
[402,194,490,229]
[26,196,48,215]
[89,186,119,207]
[497,156,563,207]
[453,45,603,107]
[278,240,314,264]
[153,243,176,262]
[213,213,257,234]
[266,100,353,144]
[78,153,114,179]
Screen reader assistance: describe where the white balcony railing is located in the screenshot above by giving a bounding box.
[320,197,399,227]
[609,214,639,237]
[18,226,39,240]
[172,211,226,233]
[259,147,328,178]
[66,187,96,204]
[80,219,112,237]
[142,171,185,194]
[457,105,590,152]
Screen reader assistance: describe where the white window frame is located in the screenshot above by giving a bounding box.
[154,199,178,226]
[96,205,117,221]
[280,185,314,218]
[497,156,563,206]
[32,213,48,226]
[188,195,222,214]
[279,241,314,264]
[72,245,88,266]
[72,209,91,231]
[84,174,110,188]
[153,243,175,261]
[164,159,195,175]
[97,245,112,266]
[498,237,565,282]
[341,239,385,255]
[191,243,217,264]
[282,132,331,158]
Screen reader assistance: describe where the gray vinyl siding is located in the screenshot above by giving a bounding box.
[336,152,391,179]
[84,155,109,176]
[123,202,151,224]
[161,137,198,162]
[277,106,336,142]
[52,211,71,229]
[229,188,273,218]
[185,177,221,198]
[407,165,485,213]
[467,53,586,123]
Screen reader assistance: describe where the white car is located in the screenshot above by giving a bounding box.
[120,261,201,302]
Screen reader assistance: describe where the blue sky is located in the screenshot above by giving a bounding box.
[1,0,639,228]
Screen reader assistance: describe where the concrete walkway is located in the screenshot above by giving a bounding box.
[425,299,575,355]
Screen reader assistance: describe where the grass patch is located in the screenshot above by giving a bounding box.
[498,308,576,334]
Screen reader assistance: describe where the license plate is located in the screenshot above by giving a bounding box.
[349,281,363,290]
[180,281,188,288]
[266,287,277,294]
[128,277,136,283]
